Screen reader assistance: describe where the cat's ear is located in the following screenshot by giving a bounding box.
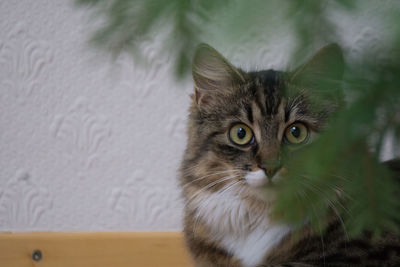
[290,44,345,113]
[290,43,344,87]
[192,44,246,106]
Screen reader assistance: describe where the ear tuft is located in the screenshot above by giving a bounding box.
[192,44,245,106]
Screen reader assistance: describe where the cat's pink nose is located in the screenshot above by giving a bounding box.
[258,164,281,180]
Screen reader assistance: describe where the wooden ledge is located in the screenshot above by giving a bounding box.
[0,232,192,267]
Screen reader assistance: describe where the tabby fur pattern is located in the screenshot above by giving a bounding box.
[179,44,400,267]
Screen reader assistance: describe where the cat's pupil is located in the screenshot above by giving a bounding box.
[290,126,301,138]
[237,128,246,139]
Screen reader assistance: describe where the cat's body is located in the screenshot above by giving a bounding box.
[179,44,399,266]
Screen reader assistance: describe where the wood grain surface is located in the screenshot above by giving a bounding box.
[0,232,192,267]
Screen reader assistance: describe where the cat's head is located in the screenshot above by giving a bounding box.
[181,43,344,205]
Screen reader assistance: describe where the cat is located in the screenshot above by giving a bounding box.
[179,43,400,267]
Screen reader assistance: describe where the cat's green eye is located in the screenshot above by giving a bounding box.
[284,122,309,145]
[229,123,254,146]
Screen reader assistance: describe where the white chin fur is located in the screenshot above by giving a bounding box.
[245,169,268,187]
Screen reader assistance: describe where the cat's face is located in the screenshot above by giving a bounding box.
[181,44,344,206]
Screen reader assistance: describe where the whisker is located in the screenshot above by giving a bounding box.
[300,175,352,216]
[327,173,350,182]
[327,202,350,242]
[185,174,243,208]
[182,169,244,188]
[192,212,201,238]
[302,190,326,267]
[299,178,350,242]
[219,180,243,196]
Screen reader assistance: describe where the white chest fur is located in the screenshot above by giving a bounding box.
[220,223,291,267]
[190,186,291,267]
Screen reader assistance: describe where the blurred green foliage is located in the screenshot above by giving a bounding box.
[77,0,400,237]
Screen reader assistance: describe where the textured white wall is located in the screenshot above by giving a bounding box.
[0,0,397,231]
